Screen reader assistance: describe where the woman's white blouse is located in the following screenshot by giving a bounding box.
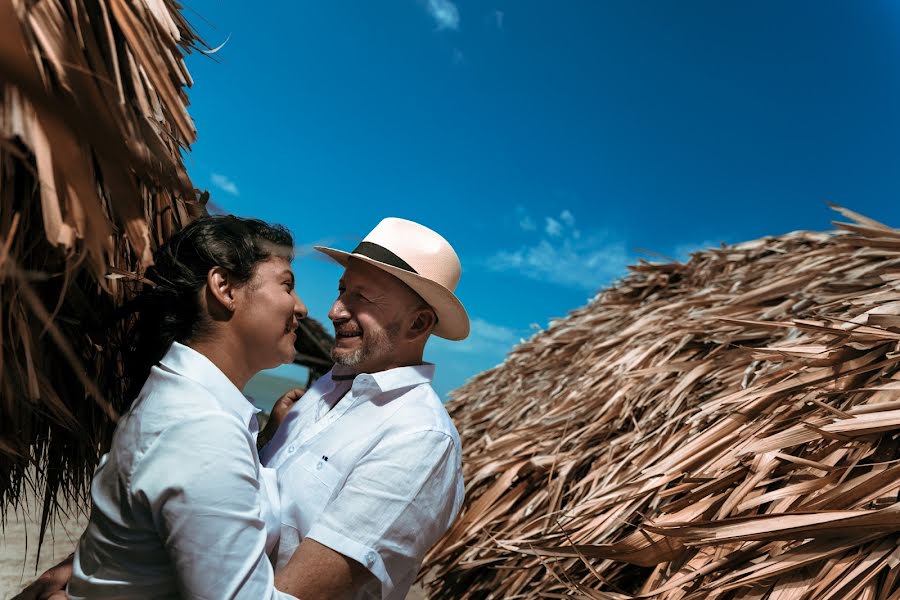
[68,342,294,600]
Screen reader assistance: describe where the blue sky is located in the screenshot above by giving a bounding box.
[183,1,900,399]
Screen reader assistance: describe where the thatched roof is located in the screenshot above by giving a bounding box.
[425,206,900,599]
[0,1,333,541]
[1,0,204,528]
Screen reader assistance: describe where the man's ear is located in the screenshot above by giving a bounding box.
[207,266,236,312]
[407,307,437,341]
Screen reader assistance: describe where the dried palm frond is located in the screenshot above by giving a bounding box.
[0,0,204,538]
[294,317,335,385]
[426,206,900,599]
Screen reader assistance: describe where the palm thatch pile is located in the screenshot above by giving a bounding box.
[426,206,900,599]
[0,0,204,529]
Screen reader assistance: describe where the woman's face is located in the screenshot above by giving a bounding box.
[232,256,307,371]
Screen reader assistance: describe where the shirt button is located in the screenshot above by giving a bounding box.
[287,445,296,454]
[365,551,376,567]
[316,460,324,470]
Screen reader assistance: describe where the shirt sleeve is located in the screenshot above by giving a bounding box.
[305,429,462,599]
[130,412,297,600]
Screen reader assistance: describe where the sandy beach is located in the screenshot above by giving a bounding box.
[0,491,88,598]
[1,488,427,599]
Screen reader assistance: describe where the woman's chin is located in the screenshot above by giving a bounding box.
[279,346,296,364]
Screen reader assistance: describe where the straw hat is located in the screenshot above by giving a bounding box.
[315,218,470,340]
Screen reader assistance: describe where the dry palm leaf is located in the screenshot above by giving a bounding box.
[0,0,204,548]
[426,207,900,599]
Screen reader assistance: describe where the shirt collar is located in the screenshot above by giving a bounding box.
[158,342,260,430]
[328,363,435,395]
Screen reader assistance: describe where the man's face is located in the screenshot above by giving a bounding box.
[328,259,419,374]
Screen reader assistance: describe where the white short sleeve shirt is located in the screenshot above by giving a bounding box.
[69,342,294,600]
[260,364,465,600]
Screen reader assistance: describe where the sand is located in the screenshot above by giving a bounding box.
[1,489,427,599]
[0,491,88,598]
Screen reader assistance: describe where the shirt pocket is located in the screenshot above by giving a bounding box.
[278,450,343,544]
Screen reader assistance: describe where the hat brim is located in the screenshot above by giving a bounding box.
[314,246,470,341]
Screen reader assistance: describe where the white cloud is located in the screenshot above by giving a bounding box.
[426,317,528,398]
[424,0,459,30]
[211,173,239,196]
[432,317,523,355]
[515,205,536,231]
[489,237,629,290]
[487,208,630,290]
[493,10,504,29]
[545,217,562,237]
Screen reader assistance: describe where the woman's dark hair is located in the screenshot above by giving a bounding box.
[123,215,293,399]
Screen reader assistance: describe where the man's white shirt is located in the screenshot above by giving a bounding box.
[261,363,465,600]
[69,342,292,600]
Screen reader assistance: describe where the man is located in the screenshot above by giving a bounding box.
[263,217,468,600]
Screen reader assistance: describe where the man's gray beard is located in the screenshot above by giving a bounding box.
[332,323,399,369]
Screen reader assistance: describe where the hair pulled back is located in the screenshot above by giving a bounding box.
[123,215,293,399]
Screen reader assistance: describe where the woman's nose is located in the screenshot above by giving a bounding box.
[293,292,308,319]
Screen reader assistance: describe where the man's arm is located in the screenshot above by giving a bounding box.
[278,429,461,599]
[274,538,373,600]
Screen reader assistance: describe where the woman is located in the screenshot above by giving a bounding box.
[17,215,305,599]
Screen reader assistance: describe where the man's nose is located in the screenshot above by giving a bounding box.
[328,297,349,322]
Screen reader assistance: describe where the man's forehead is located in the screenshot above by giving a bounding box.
[342,259,420,298]
[342,259,393,285]
[340,260,429,309]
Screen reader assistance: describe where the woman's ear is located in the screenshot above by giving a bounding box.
[207,266,236,312]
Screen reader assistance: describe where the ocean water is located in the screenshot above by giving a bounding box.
[245,365,309,413]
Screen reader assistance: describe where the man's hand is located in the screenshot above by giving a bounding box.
[12,554,73,600]
[258,387,305,449]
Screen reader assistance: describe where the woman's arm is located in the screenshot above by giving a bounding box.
[129,413,296,600]
[12,554,73,600]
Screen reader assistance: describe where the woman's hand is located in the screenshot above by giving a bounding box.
[271,387,305,426]
[13,554,73,600]
[258,387,305,449]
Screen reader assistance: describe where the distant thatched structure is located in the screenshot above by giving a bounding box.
[426,206,900,599]
[294,317,335,385]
